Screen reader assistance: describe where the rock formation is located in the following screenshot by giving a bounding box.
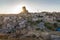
[21,6,28,13]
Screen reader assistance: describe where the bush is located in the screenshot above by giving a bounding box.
[32,35,36,38]
[0,24,3,29]
[36,28,40,30]
[44,22,53,30]
[54,23,58,28]
[57,20,60,22]
[27,20,42,26]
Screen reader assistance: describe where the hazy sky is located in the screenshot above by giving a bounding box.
[0,0,60,14]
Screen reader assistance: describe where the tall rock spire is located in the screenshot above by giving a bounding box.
[21,6,28,13]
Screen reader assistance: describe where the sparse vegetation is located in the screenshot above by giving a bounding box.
[57,20,60,22]
[44,22,55,30]
[32,34,36,38]
[0,24,2,29]
[27,20,41,26]
[54,23,58,28]
[36,28,40,30]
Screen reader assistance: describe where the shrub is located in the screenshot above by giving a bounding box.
[36,28,40,30]
[32,34,36,38]
[54,23,58,28]
[44,22,53,30]
[57,20,60,22]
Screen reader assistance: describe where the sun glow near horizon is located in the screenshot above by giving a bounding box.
[10,4,31,14]
[14,4,34,14]
[0,4,31,14]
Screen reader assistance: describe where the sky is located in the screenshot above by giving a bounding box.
[0,0,60,14]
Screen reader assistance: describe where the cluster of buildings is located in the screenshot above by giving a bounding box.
[0,6,59,40]
[0,6,59,33]
[20,6,60,24]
